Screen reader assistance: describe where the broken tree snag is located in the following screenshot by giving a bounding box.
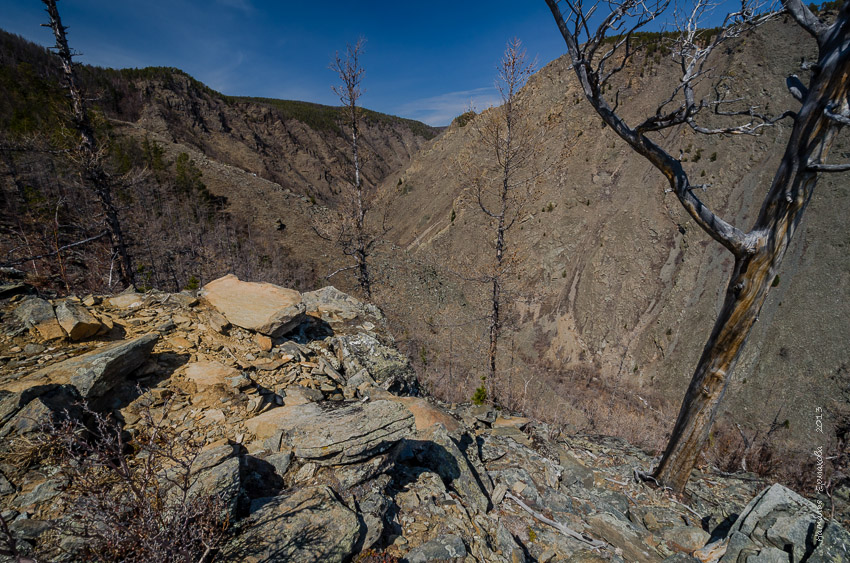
[544,0,850,493]
[41,0,134,288]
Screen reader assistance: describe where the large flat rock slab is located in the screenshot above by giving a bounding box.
[301,285,381,322]
[246,399,415,465]
[200,274,305,337]
[226,486,360,563]
[183,360,240,389]
[7,334,159,399]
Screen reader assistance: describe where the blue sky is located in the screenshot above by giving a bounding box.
[0,0,574,126]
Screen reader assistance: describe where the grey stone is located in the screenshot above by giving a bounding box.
[471,404,497,424]
[0,282,34,299]
[358,479,392,551]
[15,297,64,340]
[0,471,14,495]
[809,521,850,562]
[721,531,760,563]
[723,483,830,563]
[15,479,64,509]
[408,424,491,513]
[29,333,159,399]
[640,506,688,533]
[766,514,815,561]
[191,444,236,474]
[337,333,416,393]
[334,454,390,490]
[662,525,711,554]
[747,546,792,563]
[166,292,199,308]
[188,457,241,516]
[266,451,292,477]
[246,400,414,465]
[302,286,379,322]
[23,343,45,355]
[586,512,662,562]
[661,555,700,563]
[8,518,51,540]
[496,523,527,563]
[405,534,467,562]
[0,385,82,438]
[731,484,820,538]
[229,486,360,563]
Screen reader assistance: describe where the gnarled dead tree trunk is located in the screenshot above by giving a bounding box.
[544,0,850,493]
[42,0,134,289]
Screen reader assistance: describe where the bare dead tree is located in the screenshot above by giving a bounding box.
[318,38,379,299]
[41,0,134,288]
[544,0,850,493]
[468,39,541,404]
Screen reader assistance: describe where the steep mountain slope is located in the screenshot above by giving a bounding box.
[91,68,437,206]
[377,17,849,463]
[0,29,437,294]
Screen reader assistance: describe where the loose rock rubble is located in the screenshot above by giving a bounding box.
[0,275,846,562]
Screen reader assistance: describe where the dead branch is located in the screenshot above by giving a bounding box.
[3,230,109,267]
[504,491,607,549]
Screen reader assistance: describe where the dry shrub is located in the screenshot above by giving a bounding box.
[26,398,229,562]
[509,362,672,452]
[702,420,782,477]
[355,549,402,562]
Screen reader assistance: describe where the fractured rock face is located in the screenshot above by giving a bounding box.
[201,274,306,337]
[246,399,415,465]
[19,334,159,399]
[337,333,416,393]
[229,486,360,563]
[55,301,101,341]
[14,298,65,341]
[718,483,840,563]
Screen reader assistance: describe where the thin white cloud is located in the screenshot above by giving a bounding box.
[215,0,254,15]
[397,87,501,127]
[202,51,246,93]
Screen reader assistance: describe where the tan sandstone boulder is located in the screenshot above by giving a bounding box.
[200,274,305,337]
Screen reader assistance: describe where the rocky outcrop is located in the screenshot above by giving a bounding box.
[228,486,361,563]
[337,332,417,394]
[54,301,102,341]
[200,274,306,337]
[246,399,415,465]
[698,483,850,563]
[0,283,846,563]
[14,297,64,341]
[18,333,159,399]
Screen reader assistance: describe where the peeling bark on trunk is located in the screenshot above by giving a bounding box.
[545,0,850,493]
[654,11,850,491]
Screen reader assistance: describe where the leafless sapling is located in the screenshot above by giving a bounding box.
[544,0,850,493]
[316,38,383,300]
[468,39,542,404]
